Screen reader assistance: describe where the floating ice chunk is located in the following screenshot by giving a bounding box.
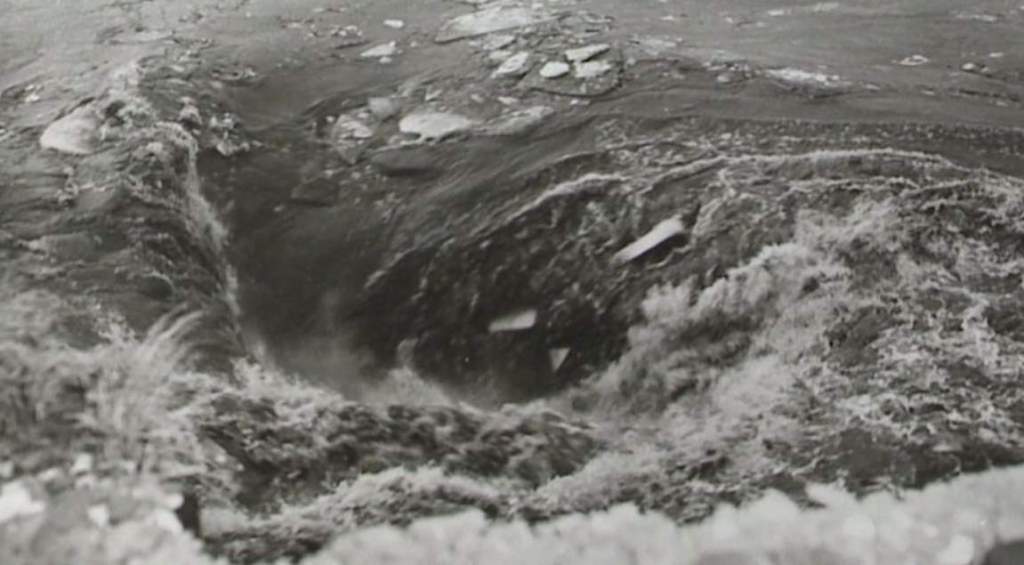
[399,111,476,141]
[954,12,999,23]
[0,481,45,524]
[612,216,685,264]
[488,49,514,63]
[477,33,516,51]
[368,97,401,121]
[491,51,531,78]
[539,61,571,79]
[565,44,610,63]
[635,37,679,56]
[70,453,94,475]
[332,114,374,140]
[574,60,614,79]
[549,348,570,371]
[897,54,930,66]
[361,41,399,58]
[481,105,554,136]
[489,309,538,332]
[87,504,110,527]
[384,19,405,29]
[40,105,100,155]
[765,67,845,87]
[436,5,556,43]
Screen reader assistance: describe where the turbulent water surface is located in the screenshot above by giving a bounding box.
[5,0,1024,562]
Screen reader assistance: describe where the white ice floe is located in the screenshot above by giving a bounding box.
[0,481,45,525]
[436,5,556,43]
[574,60,614,79]
[491,51,532,78]
[549,348,571,371]
[565,44,610,63]
[765,68,846,87]
[481,106,554,136]
[539,61,571,79]
[332,114,375,140]
[361,41,399,58]
[40,105,100,155]
[488,309,538,332]
[612,216,685,264]
[897,54,930,66]
[477,33,516,51]
[399,111,476,141]
[368,97,401,121]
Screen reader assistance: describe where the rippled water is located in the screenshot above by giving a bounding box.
[6,0,1024,560]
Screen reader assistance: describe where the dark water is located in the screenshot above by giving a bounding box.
[189,1,1024,406]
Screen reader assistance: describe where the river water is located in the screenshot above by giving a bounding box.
[182,0,1024,403]
[6,0,1024,552]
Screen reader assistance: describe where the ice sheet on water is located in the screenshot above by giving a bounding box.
[436,5,557,43]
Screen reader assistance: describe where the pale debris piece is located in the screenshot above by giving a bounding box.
[477,33,516,51]
[368,97,401,121]
[481,106,554,136]
[39,105,100,155]
[87,504,111,527]
[489,309,538,332]
[565,44,610,63]
[70,453,94,475]
[897,54,929,66]
[635,37,679,57]
[361,41,399,58]
[612,216,685,264]
[549,348,571,371]
[539,61,571,79]
[436,5,557,43]
[332,114,375,140]
[574,60,614,79]
[0,481,45,524]
[764,68,846,87]
[399,111,477,141]
[492,51,532,78]
[489,49,514,64]
[384,19,405,29]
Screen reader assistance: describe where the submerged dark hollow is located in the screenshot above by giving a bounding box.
[8,1,1024,563]
[201,55,1024,406]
